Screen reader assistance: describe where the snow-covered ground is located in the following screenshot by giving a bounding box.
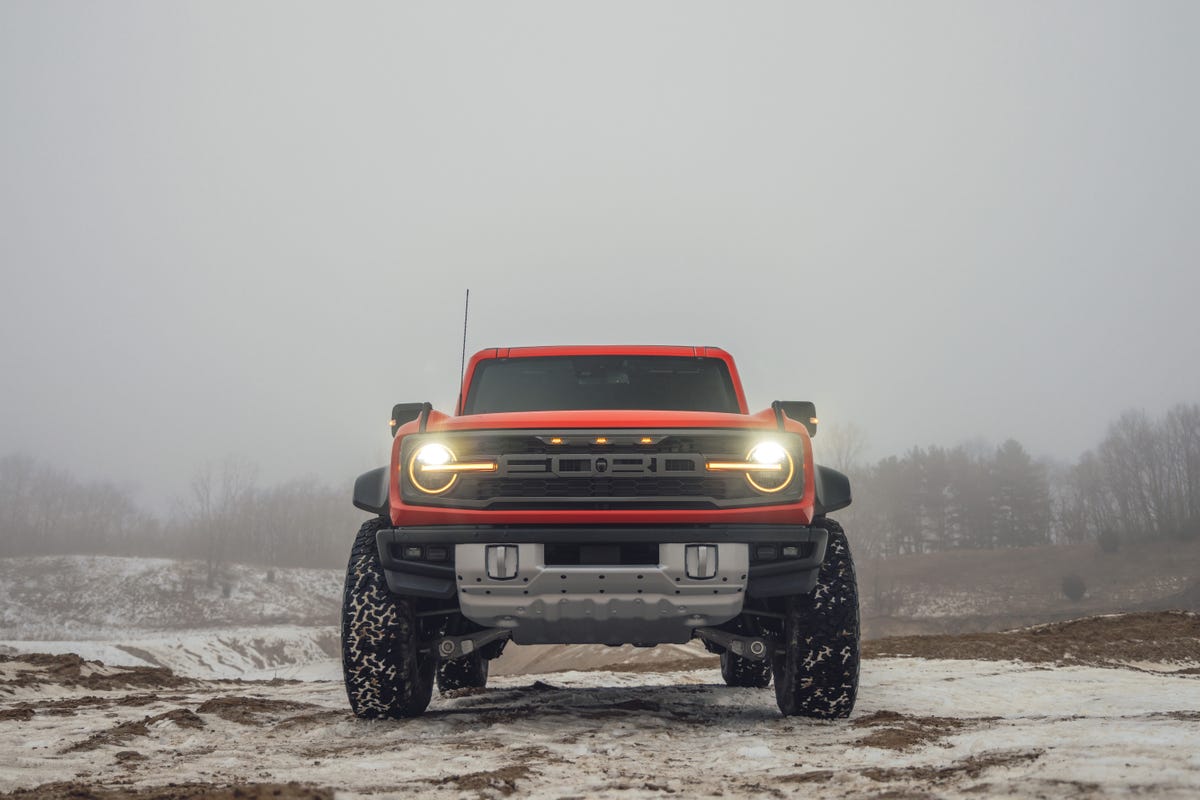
[2,555,1198,797]
[0,556,342,641]
[0,625,341,681]
[0,628,723,683]
[1,654,1198,799]
[0,554,731,681]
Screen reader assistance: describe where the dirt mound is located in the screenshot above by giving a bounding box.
[0,694,188,722]
[65,708,205,752]
[0,654,190,692]
[859,750,1044,784]
[851,709,975,750]
[2,783,332,800]
[864,610,1200,666]
[777,750,1043,787]
[419,765,533,797]
[195,695,318,725]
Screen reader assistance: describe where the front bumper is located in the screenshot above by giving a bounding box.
[377,525,826,645]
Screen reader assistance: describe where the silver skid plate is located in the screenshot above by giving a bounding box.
[455,542,749,645]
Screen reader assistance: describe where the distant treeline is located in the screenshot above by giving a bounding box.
[2,403,1198,571]
[831,404,1200,558]
[0,453,361,577]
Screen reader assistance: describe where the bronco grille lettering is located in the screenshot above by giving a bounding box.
[498,453,702,478]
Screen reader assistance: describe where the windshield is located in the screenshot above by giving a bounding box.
[463,355,740,414]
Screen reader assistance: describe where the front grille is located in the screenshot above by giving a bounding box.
[402,428,803,510]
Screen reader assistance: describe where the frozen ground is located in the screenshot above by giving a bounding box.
[2,647,1199,799]
[2,556,1198,798]
[0,556,341,641]
[0,626,342,682]
[0,629,721,683]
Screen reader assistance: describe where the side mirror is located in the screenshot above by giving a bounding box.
[773,401,818,437]
[390,402,430,437]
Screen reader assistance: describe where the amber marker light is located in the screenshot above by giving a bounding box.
[707,441,795,493]
[705,461,783,472]
[419,461,498,473]
[639,437,654,444]
[594,437,609,445]
[550,437,564,445]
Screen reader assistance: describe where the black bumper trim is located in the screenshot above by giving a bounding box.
[375,535,458,598]
[377,524,825,545]
[376,525,827,601]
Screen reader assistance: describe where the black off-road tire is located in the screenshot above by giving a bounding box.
[341,518,435,718]
[772,517,860,718]
[720,651,772,688]
[437,653,489,692]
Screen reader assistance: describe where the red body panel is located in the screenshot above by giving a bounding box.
[391,346,813,527]
[429,407,775,433]
[455,345,749,415]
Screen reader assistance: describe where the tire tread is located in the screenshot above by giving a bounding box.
[771,517,860,718]
[341,518,434,718]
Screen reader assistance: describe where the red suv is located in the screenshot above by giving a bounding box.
[344,346,857,718]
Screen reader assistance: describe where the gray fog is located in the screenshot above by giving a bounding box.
[2,2,1198,509]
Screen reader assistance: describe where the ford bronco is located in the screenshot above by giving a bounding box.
[345,345,857,718]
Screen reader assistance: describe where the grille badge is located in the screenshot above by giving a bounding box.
[498,453,708,477]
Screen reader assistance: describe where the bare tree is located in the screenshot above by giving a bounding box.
[189,458,258,587]
[818,421,868,475]
[992,439,1052,547]
[0,453,36,555]
[1162,404,1200,539]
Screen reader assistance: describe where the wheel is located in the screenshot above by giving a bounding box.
[341,517,435,718]
[437,652,489,692]
[720,651,772,688]
[771,517,860,718]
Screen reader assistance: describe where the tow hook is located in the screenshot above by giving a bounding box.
[694,627,773,662]
[434,628,511,661]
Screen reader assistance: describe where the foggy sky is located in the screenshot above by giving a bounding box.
[2,2,1198,510]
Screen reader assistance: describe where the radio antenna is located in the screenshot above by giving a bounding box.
[459,289,471,389]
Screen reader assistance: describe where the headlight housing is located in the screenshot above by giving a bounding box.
[408,443,459,495]
[706,439,796,494]
[745,441,794,493]
[405,442,498,496]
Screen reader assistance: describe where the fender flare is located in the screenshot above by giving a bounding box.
[353,466,390,516]
[813,465,852,515]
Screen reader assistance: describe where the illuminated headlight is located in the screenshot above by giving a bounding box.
[745,441,794,493]
[408,443,459,495]
[406,443,497,495]
[748,442,788,466]
[705,440,796,493]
